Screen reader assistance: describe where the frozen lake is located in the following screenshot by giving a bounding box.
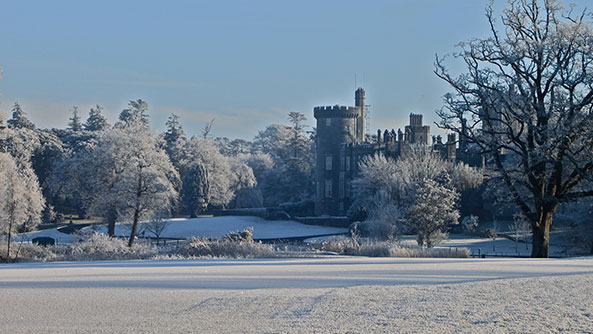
[1,257,592,333]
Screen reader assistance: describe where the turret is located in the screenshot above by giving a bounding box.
[446,133,457,162]
[355,88,366,141]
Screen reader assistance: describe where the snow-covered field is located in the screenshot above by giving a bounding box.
[21,216,348,243]
[1,257,592,333]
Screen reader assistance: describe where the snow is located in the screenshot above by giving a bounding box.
[17,227,82,244]
[79,216,349,240]
[400,234,565,257]
[1,257,592,333]
[16,216,348,244]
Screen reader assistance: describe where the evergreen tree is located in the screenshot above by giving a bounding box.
[7,102,35,130]
[182,164,210,217]
[164,113,186,167]
[68,106,83,131]
[84,105,109,131]
[164,113,185,146]
[117,99,149,128]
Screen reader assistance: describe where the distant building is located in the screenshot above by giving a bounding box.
[313,88,461,216]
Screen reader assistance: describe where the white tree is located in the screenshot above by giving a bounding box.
[7,102,35,130]
[405,178,460,248]
[84,104,109,131]
[0,126,42,164]
[96,122,178,247]
[435,0,593,257]
[228,155,257,208]
[0,153,44,260]
[0,111,7,129]
[352,146,482,245]
[253,120,314,205]
[180,137,234,207]
[116,99,150,128]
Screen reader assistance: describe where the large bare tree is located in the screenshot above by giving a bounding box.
[436,0,593,257]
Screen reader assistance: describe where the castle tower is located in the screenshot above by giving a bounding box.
[313,89,366,215]
[446,133,457,162]
[405,113,430,145]
[355,88,366,141]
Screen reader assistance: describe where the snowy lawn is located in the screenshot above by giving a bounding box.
[1,257,592,333]
[402,234,565,257]
[20,216,348,243]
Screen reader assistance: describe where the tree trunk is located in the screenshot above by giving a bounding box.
[531,209,554,258]
[6,222,12,261]
[128,208,140,247]
[106,206,117,237]
[590,229,593,255]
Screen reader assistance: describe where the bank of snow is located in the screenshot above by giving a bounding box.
[21,216,348,243]
[1,257,592,333]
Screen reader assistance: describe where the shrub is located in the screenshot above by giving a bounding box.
[224,227,254,243]
[318,237,469,258]
[0,241,56,263]
[175,237,275,258]
[52,233,158,261]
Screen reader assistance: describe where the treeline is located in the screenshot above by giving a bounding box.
[0,100,314,248]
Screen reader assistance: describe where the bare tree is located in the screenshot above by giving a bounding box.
[202,118,215,138]
[145,213,170,245]
[435,0,593,257]
[511,213,531,254]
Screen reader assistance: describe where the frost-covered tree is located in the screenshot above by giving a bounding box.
[0,153,44,260]
[84,104,109,131]
[253,123,292,161]
[352,146,482,245]
[228,155,257,208]
[0,112,7,129]
[48,140,103,228]
[0,127,41,165]
[435,0,593,257]
[182,164,210,217]
[68,106,83,132]
[406,178,460,248]
[287,112,309,159]
[253,120,314,205]
[52,119,178,243]
[93,122,178,246]
[117,99,149,128]
[7,102,35,130]
[163,113,186,168]
[180,137,234,207]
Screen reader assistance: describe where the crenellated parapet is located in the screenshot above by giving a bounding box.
[313,105,362,119]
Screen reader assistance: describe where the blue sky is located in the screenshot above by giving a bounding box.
[0,0,506,139]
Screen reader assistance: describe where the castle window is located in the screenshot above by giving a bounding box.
[326,118,332,127]
[345,182,351,198]
[345,156,351,171]
[340,157,345,171]
[325,155,332,171]
[324,180,333,198]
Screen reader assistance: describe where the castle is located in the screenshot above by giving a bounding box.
[313,88,460,216]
